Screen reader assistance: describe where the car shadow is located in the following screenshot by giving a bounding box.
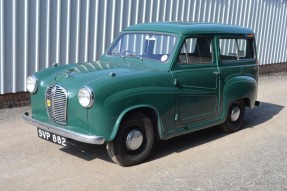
[150,102,284,161]
[242,102,284,129]
[60,102,284,164]
[60,141,112,162]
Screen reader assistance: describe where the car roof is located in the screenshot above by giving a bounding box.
[124,22,254,35]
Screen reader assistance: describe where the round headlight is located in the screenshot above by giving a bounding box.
[26,75,38,93]
[78,87,94,108]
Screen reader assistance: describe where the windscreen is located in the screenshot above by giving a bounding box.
[106,33,177,63]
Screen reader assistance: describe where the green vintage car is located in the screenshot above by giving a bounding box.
[23,22,260,166]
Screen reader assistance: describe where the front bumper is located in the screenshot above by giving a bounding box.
[22,112,105,145]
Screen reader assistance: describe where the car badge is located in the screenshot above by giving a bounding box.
[46,99,51,107]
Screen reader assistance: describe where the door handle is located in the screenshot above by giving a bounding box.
[213,71,221,78]
[213,71,220,75]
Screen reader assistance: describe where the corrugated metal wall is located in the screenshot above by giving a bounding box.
[0,0,287,94]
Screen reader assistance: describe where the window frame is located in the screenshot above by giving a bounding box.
[105,31,178,63]
[176,35,215,67]
[217,35,257,64]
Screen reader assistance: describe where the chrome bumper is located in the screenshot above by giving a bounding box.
[22,112,105,145]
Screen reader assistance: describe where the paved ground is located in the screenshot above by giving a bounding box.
[0,74,287,191]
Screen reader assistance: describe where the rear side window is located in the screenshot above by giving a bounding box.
[178,37,213,65]
[219,38,255,61]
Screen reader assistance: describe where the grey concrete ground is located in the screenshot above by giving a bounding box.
[0,74,287,191]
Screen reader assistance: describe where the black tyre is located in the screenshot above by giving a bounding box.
[220,100,245,133]
[106,112,155,166]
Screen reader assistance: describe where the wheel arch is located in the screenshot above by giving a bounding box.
[221,75,257,120]
[110,105,163,141]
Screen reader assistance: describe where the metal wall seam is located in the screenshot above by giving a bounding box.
[158,1,161,21]
[282,4,287,63]
[65,0,71,64]
[161,0,165,21]
[23,0,28,90]
[274,2,282,63]
[230,0,235,25]
[0,0,4,94]
[0,0,5,94]
[270,2,281,62]
[248,0,255,32]
[191,1,197,22]
[169,0,173,21]
[234,1,239,25]
[134,0,139,24]
[256,0,263,64]
[186,0,191,22]
[266,4,276,63]
[183,0,187,21]
[216,1,221,23]
[84,0,90,62]
[34,0,39,72]
[92,0,99,61]
[278,1,284,63]
[142,0,146,23]
[127,0,132,30]
[149,0,154,22]
[284,6,287,63]
[110,0,116,42]
[12,0,16,92]
[258,1,266,64]
[263,1,272,65]
[55,0,61,63]
[75,0,80,63]
[239,0,244,26]
[101,0,107,55]
[45,0,50,68]
[220,0,226,23]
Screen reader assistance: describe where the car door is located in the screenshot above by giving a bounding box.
[171,35,220,129]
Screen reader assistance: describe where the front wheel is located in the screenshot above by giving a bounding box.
[106,112,155,166]
[220,100,245,133]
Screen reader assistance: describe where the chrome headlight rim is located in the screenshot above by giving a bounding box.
[26,75,38,94]
[78,86,94,108]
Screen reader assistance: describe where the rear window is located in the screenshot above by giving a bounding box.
[219,38,255,61]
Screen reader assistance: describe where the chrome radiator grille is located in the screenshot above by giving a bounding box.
[45,85,67,125]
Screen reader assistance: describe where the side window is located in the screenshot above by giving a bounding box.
[219,38,255,61]
[178,37,213,65]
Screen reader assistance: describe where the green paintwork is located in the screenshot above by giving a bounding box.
[125,22,254,35]
[29,22,259,142]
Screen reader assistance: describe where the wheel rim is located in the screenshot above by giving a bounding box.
[125,129,144,151]
[230,105,240,122]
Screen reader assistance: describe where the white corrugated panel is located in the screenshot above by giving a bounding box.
[0,0,287,94]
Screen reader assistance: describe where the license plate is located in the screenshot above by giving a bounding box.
[37,128,67,146]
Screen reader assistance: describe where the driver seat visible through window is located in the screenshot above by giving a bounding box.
[178,37,213,64]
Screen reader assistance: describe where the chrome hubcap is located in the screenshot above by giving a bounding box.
[230,105,240,122]
[126,129,143,150]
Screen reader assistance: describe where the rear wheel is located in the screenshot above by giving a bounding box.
[220,100,245,133]
[106,112,155,166]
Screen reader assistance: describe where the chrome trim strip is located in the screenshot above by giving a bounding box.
[22,112,105,145]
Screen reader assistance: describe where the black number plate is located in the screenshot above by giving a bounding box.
[37,128,67,146]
